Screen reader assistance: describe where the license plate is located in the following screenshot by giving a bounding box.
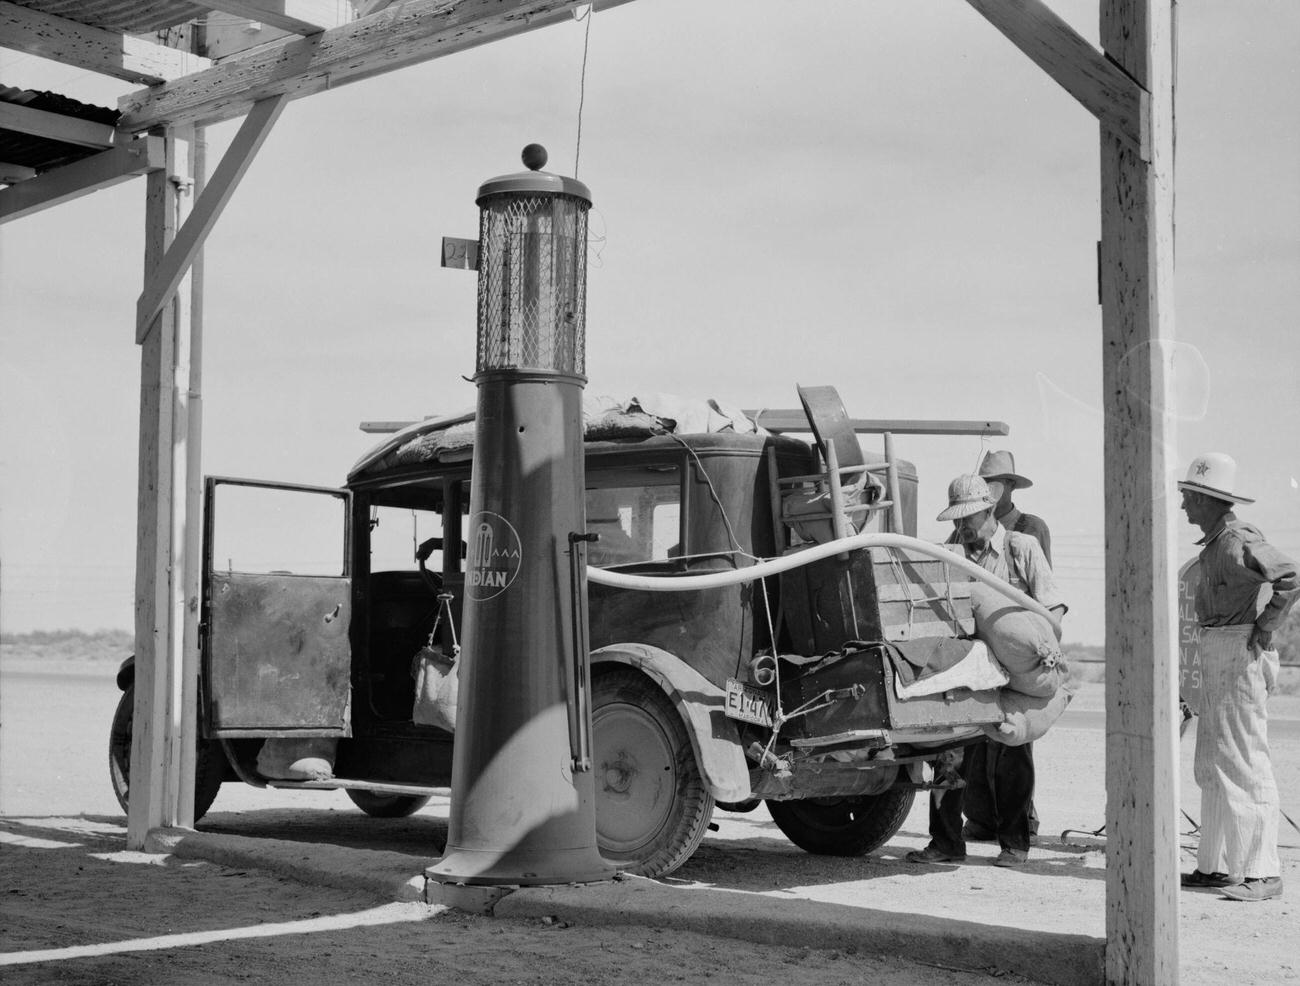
[725,677,773,727]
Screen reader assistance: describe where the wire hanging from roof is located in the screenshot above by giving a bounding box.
[573,4,593,179]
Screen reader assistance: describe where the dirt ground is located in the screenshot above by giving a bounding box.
[2,659,1298,985]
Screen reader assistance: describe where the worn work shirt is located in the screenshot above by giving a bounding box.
[995,504,1052,566]
[1194,513,1299,632]
[959,524,1066,612]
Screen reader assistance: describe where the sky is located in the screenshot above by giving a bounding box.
[1,0,1297,644]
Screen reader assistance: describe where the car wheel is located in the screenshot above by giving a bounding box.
[766,783,915,856]
[592,669,714,878]
[109,684,225,822]
[346,790,433,818]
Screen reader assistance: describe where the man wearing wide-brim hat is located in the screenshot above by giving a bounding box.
[906,474,1066,868]
[978,450,1052,565]
[1178,453,1297,902]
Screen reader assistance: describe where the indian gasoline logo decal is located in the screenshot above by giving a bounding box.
[467,511,523,600]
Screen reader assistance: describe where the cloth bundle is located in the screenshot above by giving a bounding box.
[256,736,337,781]
[890,639,1009,699]
[411,644,459,732]
[970,583,1072,745]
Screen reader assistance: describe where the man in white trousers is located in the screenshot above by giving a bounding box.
[1178,453,1297,902]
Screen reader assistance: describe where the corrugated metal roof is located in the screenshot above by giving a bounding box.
[0,85,120,176]
[10,1,204,33]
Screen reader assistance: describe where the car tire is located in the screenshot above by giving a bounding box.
[109,684,225,823]
[766,783,915,856]
[592,669,714,878]
[345,790,432,818]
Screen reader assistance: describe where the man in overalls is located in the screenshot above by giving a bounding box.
[1178,453,1297,902]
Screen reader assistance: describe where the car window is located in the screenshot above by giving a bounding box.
[586,464,681,566]
[369,504,445,573]
[208,482,347,576]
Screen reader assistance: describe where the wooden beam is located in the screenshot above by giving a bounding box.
[1099,2,1179,984]
[117,0,636,132]
[0,1,210,85]
[204,1,350,36]
[135,96,287,342]
[0,101,117,149]
[0,136,164,225]
[747,412,1011,437]
[965,0,1148,159]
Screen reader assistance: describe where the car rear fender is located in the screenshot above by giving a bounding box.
[591,643,751,804]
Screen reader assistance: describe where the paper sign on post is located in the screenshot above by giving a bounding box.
[1178,558,1202,713]
[441,236,479,270]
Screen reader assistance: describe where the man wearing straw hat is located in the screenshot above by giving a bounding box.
[1178,453,1297,902]
[906,474,1066,867]
[963,450,1053,843]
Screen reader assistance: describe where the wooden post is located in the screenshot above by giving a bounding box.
[128,127,194,848]
[883,432,903,534]
[171,123,205,830]
[1100,3,1179,984]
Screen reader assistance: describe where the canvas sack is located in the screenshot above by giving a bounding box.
[970,582,1067,697]
[412,644,459,732]
[984,684,1075,746]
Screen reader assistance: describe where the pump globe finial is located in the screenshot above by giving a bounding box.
[521,143,548,171]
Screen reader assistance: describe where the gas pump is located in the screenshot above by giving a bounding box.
[428,146,614,886]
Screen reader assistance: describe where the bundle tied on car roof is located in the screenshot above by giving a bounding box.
[358,394,767,475]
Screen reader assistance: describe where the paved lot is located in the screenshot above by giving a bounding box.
[2,660,1297,985]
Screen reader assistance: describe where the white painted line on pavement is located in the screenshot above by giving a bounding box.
[0,830,80,850]
[0,901,448,966]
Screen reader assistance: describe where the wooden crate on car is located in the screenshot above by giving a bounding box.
[872,546,973,642]
[780,545,972,653]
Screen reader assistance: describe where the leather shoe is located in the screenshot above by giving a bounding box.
[1180,869,1232,889]
[992,849,1028,867]
[905,845,965,864]
[1221,877,1283,902]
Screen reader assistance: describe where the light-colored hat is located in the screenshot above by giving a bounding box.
[937,475,996,521]
[1177,453,1254,504]
[978,450,1033,489]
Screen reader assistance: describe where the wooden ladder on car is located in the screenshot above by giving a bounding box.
[764,384,905,555]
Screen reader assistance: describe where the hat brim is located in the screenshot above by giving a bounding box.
[980,472,1033,489]
[937,501,993,522]
[1177,480,1254,505]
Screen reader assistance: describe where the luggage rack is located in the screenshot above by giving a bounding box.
[751,385,1009,554]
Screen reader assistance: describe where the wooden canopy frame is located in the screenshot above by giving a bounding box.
[0,3,1178,983]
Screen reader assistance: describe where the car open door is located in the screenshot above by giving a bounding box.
[202,477,352,737]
